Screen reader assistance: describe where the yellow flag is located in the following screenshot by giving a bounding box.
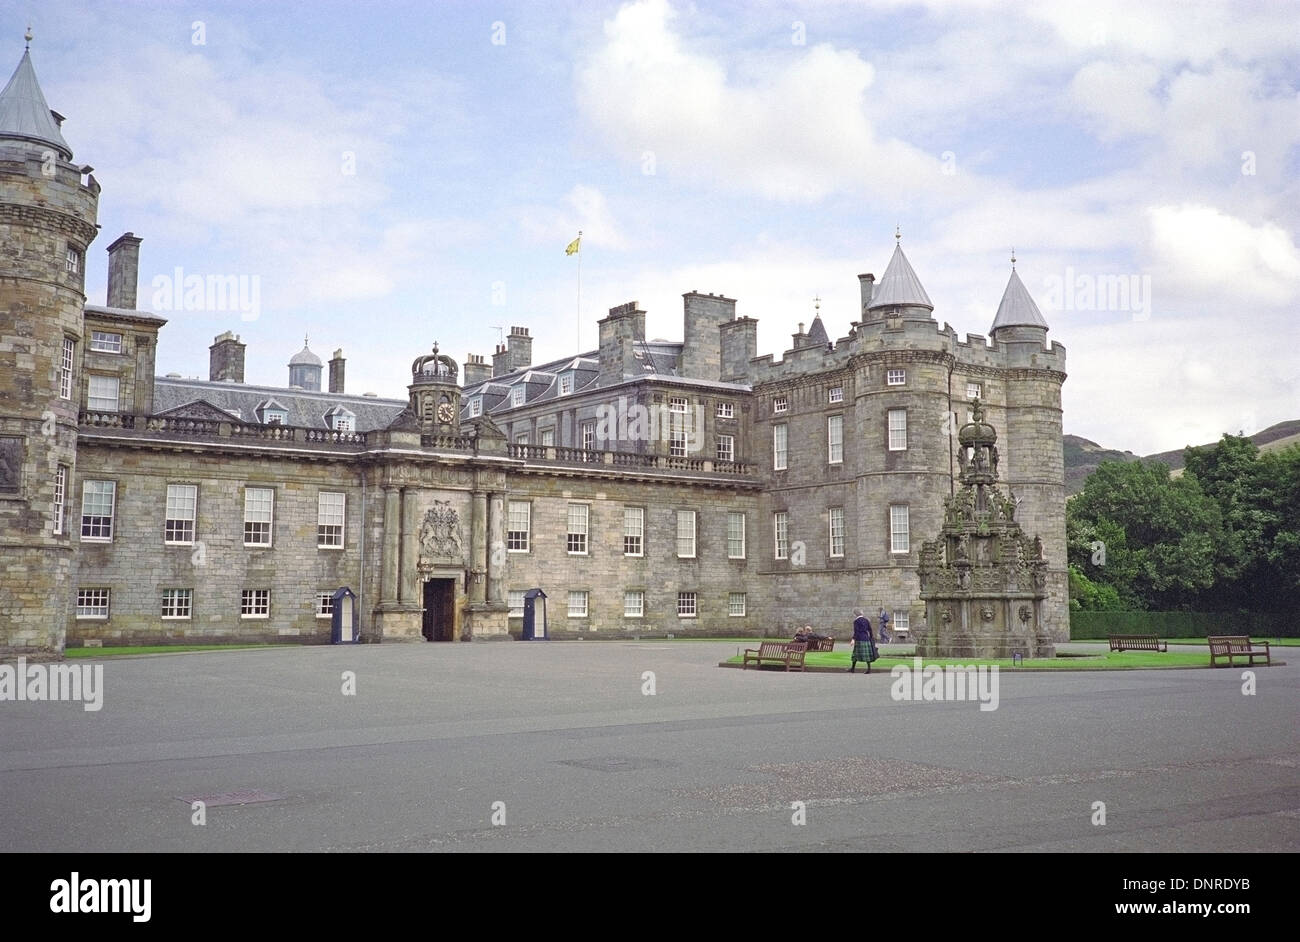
[565,235,581,256]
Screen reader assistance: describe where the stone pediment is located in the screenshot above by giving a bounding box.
[154,399,240,422]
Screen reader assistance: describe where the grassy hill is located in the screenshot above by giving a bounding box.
[1064,420,1300,494]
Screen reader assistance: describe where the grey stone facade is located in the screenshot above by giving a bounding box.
[0,46,1067,655]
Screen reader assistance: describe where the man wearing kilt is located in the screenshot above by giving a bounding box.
[849,608,877,674]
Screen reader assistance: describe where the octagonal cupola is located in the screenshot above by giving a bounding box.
[408,342,460,433]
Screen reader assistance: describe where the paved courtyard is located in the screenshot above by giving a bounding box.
[2,641,1297,852]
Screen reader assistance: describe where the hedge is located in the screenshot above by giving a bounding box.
[1070,610,1296,639]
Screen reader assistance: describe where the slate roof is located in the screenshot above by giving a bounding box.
[867,243,933,311]
[0,49,71,159]
[990,268,1049,331]
[152,377,405,431]
[805,315,829,346]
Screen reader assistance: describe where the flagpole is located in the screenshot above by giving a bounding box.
[576,229,582,353]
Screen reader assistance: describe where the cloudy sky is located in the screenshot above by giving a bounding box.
[17,0,1300,453]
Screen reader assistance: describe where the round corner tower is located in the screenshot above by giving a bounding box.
[0,38,99,655]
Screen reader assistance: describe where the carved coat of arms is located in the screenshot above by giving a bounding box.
[419,500,464,563]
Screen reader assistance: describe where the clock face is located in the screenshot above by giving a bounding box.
[437,402,455,423]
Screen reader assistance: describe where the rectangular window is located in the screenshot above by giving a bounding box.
[567,590,588,618]
[893,611,910,633]
[967,382,983,400]
[887,368,906,386]
[317,491,345,548]
[828,414,844,464]
[624,590,644,618]
[581,421,596,451]
[566,503,589,554]
[716,402,734,418]
[888,409,908,451]
[507,501,531,551]
[508,590,526,617]
[60,338,74,400]
[87,374,120,412]
[668,419,688,458]
[540,428,555,447]
[677,592,697,618]
[668,396,689,413]
[80,480,116,541]
[89,331,123,354]
[511,386,525,407]
[241,589,270,618]
[890,505,910,554]
[316,592,334,618]
[729,592,746,616]
[514,432,528,445]
[66,247,81,272]
[716,434,734,462]
[676,509,696,558]
[829,506,845,558]
[243,487,274,546]
[469,397,482,417]
[53,464,68,535]
[165,484,198,545]
[559,373,573,396]
[162,588,192,619]
[828,385,844,403]
[773,424,788,471]
[623,506,644,556]
[727,512,746,559]
[773,396,788,414]
[76,588,110,619]
[774,511,789,560]
[332,413,353,432]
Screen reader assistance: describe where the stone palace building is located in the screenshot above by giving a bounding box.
[0,43,1068,654]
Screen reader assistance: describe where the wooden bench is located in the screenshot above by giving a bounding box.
[1108,634,1168,652]
[1207,635,1271,667]
[794,635,835,652]
[742,641,807,671]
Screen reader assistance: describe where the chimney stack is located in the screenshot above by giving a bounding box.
[857,273,875,319]
[507,326,532,371]
[209,331,246,383]
[463,353,491,386]
[491,342,512,377]
[329,349,346,393]
[106,232,143,310]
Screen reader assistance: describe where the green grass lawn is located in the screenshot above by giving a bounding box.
[726,649,1217,670]
[64,644,293,658]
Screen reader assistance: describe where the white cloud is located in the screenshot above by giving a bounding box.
[519,185,629,250]
[576,0,939,202]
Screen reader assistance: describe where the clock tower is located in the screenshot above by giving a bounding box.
[408,342,461,435]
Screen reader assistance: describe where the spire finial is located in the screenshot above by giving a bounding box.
[813,294,821,317]
[894,224,901,243]
[24,25,32,50]
[303,333,309,347]
[1010,247,1016,270]
[432,340,440,356]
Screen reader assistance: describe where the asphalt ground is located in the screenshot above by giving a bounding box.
[2,640,1297,852]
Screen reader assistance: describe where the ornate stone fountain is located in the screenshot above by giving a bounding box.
[915,401,1053,658]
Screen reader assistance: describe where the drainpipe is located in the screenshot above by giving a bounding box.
[359,469,366,637]
[947,355,955,497]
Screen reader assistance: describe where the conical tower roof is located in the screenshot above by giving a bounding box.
[0,47,72,159]
[991,267,1048,331]
[867,242,933,311]
[806,314,829,346]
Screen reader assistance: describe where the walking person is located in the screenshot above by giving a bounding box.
[878,609,891,644]
[849,608,877,673]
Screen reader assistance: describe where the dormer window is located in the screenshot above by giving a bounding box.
[328,410,355,432]
[257,399,289,425]
[559,373,574,396]
[511,386,525,407]
[469,397,483,417]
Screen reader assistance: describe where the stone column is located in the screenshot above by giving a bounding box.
[400,487,419,603]
[470,491,487,604]
[487,492,505,602]
[382,486,400,603]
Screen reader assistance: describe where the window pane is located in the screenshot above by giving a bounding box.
[727,512,746,558]
[828,415,843,463]
[507,501,531,551]
[676,510,695,557]
[317,491,345,547]
[567,591,588,617]
[165,484,197,544]
[624,590,644,617]
[729,592,746,616]
[888,409,907,451]
[567,503,588,554]
[244,487,273,545]
[829,507,845,557]
[623,507,643,555]
[774,511,788,559]
[773,424,787,470]
[890,505,910,553]
[81,480,115,540]
[87,375,119,411]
